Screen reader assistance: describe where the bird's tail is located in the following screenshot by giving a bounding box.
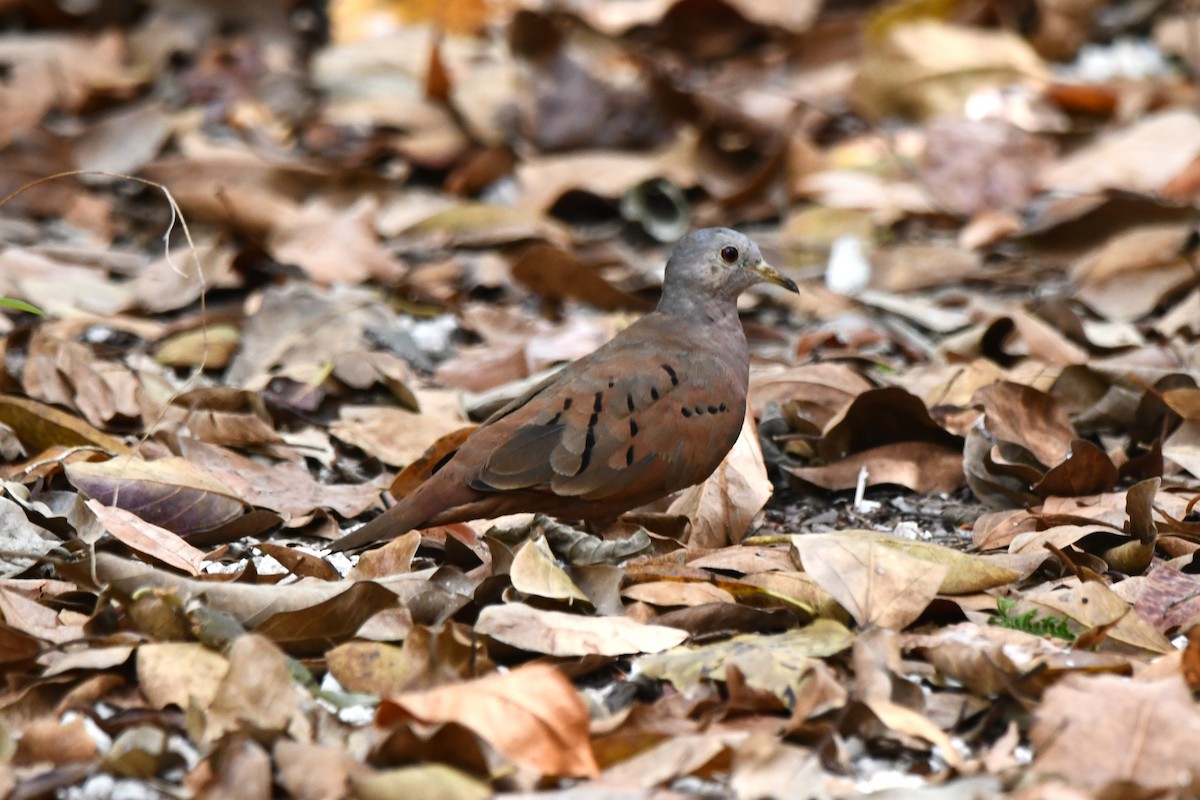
[328,483,442,553]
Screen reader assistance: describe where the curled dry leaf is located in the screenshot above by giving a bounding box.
[0,495,63,577]
[971,381,1075,468]
[326,622,485,696]
[748,362,871,422]
[87,500,207,576]
[509,534,590,604]
[904,622,1131,697]
[853,628,964,769]
[787,440,963,494]
[377,663,599,778]
[253,581,400,654]
[636,618,854,710]
[84,552,433,629]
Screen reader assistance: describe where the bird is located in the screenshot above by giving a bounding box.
[330,228,798,552]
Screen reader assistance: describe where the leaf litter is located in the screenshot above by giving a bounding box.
[1,1,1200,798]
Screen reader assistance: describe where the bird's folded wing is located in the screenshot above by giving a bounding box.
[473,348,740,502]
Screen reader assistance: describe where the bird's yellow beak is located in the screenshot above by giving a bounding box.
[753,262,799,293]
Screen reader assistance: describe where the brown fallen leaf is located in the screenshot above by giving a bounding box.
[475,602,688,657]
[622,580,736,607]
[1024,580,1173,654]
[194,735,272,800]
[331,404,470,469]
[388,427,479,500]
[904,622,1131,697]
[137,642,229,712]
[177,437,384,520]
[787,441,963,494]
[1030,673,1200,792]
[66,456,245,537]
[636,619,854,710]
[269,197,405,285]
[0,393,132,456]
[202,634,299,744]
[327,623,485,696]
[87,501,208,576]
[792,533,947,629]
[273,741,354,800]
[1039,109,1200,197]
[972,381,1076,468]
[377,663,599,778]
[510,242,652,312]
[509,534,590,604]
[79,552,434,629]
[1132,565,1200,633]
[351,764,491,800]
[595,734,730,790]
[853,628,965,770]
[253,581,400,654]
[854,20,1047,121]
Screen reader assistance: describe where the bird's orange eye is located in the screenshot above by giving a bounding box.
[720,246,739,264]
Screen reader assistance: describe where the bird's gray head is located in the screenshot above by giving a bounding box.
[658,228,798,314]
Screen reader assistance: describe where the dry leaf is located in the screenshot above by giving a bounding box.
[377,663,599,778]
[475,602,688,657]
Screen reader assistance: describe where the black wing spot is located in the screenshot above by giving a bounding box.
[630,419,638,437]
[661,364,679,386]
[694,406,705,415]
[578,427,596,474]
[708,405,719,414]
[576,391,604,476]
[719,402,727,412]
[627,394,635,412]
[608,378,615,388]
[431,449,458,474]
[547,412,561,425]
[681,407,692,418]
[650,387,660,401]
[626,446,634,466]
[563,397,573,411]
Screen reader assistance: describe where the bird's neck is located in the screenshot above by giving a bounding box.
[657,291,739,326]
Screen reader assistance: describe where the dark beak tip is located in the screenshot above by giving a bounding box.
[781,276,799,294]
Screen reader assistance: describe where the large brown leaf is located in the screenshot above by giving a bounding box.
[377,663,599,778]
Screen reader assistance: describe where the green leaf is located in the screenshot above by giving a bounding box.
[0,297,45,316]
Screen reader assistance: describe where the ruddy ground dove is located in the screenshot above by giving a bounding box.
[331,228,797,551]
